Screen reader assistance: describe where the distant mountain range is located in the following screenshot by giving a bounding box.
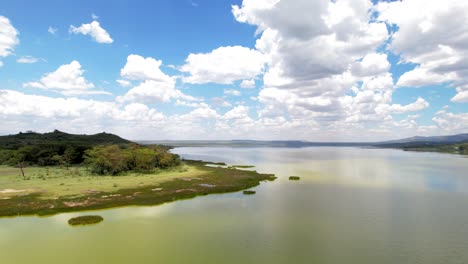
[2,130,468,150]
[142,133,468,148]
[137,140,368,148]
[374,133,468,147]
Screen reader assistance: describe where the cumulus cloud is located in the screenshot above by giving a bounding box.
[0,89,114,118]
[231,0,398,135]
[351,53,391,77]
[0,16,19,64]
[378,0,468,102]
[69,20,113,44]
[120,54,173,82]
[23,61,108,96]
[1,0,465,140]
[432,110,468,133]
[117,80,191,103]
[451,91,468,103]
[118,54,199,104]
[180,46,266,84]
[240,79,256,89]
[388,98,430,114]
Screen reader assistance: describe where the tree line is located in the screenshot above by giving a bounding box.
[0,143,180,176]
[0,130,180,176]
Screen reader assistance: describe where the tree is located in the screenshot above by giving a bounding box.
[129,147,157,172]
[9,149,29,180]
[84,145,131,175]
[62,146,80,168]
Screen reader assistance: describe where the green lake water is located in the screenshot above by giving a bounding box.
[1,147,468,264]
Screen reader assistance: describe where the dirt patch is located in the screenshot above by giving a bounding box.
[0,189,30,194]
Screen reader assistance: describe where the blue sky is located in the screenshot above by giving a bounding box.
[1,0,468,141]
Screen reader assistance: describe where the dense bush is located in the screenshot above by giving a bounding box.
[0,131,180,175]
[84,144,180,175]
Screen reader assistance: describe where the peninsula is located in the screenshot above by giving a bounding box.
[0,131,275,217]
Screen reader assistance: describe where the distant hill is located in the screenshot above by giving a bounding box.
[374,133,468,148]
[0,130,130,150]
[142,133,468,151]
[140,140,370,148]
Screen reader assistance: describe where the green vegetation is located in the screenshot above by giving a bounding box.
[68,215,103,226]
[0,130,129,167]
[0,130,179,176]
[84,144,180,175]
[0,130,276,217]
[0,160,276,217]
[289,176,301,181]
[243,190,256,195]
[400,143,468,155]
[0,164,204,198]
[232,165,255,169]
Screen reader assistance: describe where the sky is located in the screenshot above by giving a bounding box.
[1,0,468,141]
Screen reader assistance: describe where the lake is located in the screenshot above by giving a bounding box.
[1,147,468,263]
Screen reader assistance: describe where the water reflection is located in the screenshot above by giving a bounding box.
[174,147,467,194]
[1,147,468,264]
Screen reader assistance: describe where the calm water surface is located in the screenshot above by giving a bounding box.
[1,147,468,264]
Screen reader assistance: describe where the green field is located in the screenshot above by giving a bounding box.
[0,160,276,217]
[0,164,204,199]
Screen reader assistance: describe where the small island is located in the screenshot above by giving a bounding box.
[243,190,256,195]
[289,176,301,181]
[68,215,104,226]
[0,131,276,217]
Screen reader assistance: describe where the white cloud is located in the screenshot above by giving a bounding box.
[451,91,468,103]
[118,54,199,104]
[388,98,430,114]
[17,56,38,64]
[2,0,465,141]
[116,79,132,87]
[23,61,107,96]
[0,16,19,64]
[361,73,394,91]
[351,53,390,77]
[180,46,266,84]
[117,80,183,103]
[223,105,250,120]
[0,90,114,118]
[69,20,113,44]
[175,100,209,108]
[397,66,457,88]
[120,54,173,82]
[432,110,468,133]
[92,13,99,20]
[114,103,165,122]
[232,0,397,135]
[378,0,468,102]
[224,89,241,96]
[48,26,57,35]
[211,97,232,108]
[184,106,219,120]
[240,79,256,89]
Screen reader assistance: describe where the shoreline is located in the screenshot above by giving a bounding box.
[0,160,276,218]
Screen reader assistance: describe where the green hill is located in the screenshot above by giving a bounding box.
[0,130,130,150]
[0,130,133,166]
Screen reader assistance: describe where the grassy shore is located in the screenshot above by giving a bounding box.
[0,160,275,217]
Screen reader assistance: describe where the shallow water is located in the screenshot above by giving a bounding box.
[1,147,468,264]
